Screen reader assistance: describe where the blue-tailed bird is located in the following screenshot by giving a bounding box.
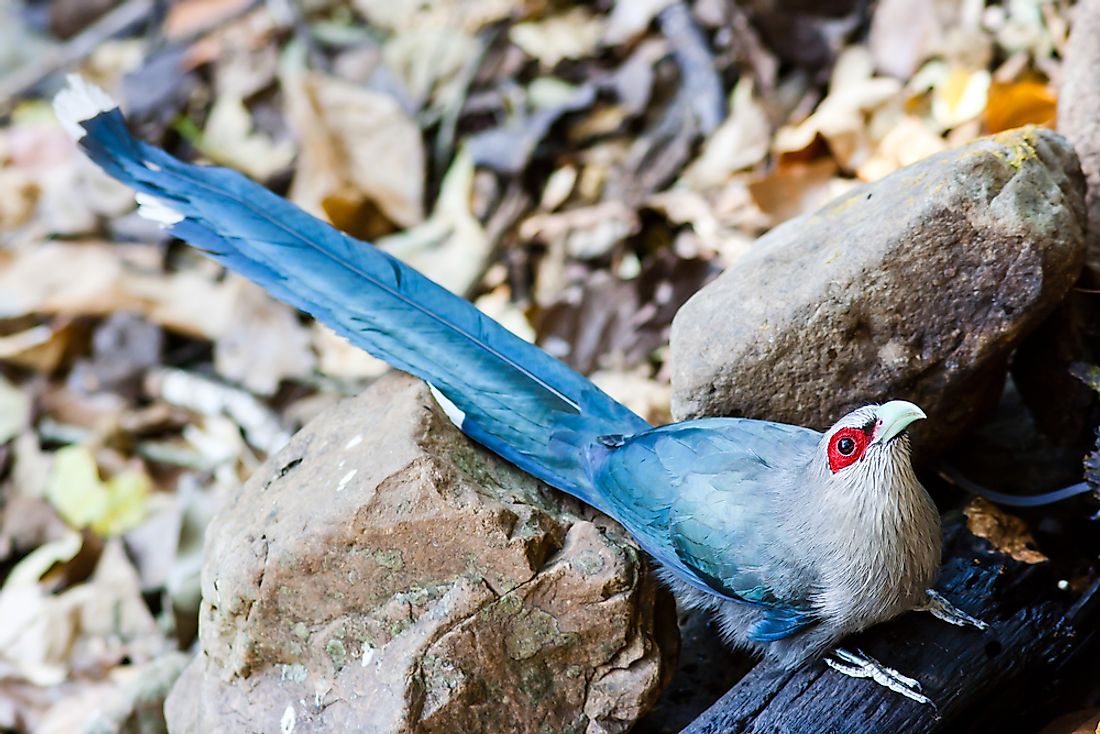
[53,76,986,704]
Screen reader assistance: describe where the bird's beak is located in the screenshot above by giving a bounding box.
[871,401,926,444]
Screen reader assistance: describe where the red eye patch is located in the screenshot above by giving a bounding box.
[828,426,869,473]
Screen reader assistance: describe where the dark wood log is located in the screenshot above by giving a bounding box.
[681,520,1100,734]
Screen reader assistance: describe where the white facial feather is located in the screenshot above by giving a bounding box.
[52,74,117,141]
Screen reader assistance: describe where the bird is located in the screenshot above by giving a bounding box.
[53,75,985,704]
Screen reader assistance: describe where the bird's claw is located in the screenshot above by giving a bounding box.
[917,589,989,630]
[826,647,933,706]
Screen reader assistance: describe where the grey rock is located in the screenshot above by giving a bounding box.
[1059,0,1100,274]
[670,127,1086,449]
[165,373,673,734]
[1010,1,1100,446]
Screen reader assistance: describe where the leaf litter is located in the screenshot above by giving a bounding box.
[0,0,1073,729]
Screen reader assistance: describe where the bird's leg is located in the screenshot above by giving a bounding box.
[916,589,989,630]
[825,647,933,706]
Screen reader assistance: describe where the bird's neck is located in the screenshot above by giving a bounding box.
[792,459,942,629]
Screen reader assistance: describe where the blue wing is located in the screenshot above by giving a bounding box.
[590,418,821,639]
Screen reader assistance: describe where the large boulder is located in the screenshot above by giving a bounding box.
[164,374,673,734]
[670,127,1086,448]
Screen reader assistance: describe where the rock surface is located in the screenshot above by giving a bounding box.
[164,373,673,734]
[670,127,1086,448]
[1010,0,1100,446]
[1060,0,1100,274]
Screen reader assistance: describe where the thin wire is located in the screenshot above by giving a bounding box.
[938,467,1096,507]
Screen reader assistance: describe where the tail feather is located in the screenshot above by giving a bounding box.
[53,76,650,509]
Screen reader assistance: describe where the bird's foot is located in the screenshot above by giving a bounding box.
[917,589,989,630]
[825,647,933,706]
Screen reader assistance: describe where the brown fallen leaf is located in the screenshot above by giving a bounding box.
[0,319,84,374]
[0,242,158,320]
[283,67,426,236]
[774,47,902,170]
[746,158,847,226]
[963,498,1048,564]
[164,0,255,41]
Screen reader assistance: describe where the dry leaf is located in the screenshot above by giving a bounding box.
[963,498,1048,564]
[0,243,147,319]
[3,531,82,590]
[148,368,291,453]
[44,445,150,537]
[284,68,426,234]
[0,375,31,443]
[352,0,514,33]
[0,168,39,229]
[774,47,902,169]
[747,158,847,226]
[129,268,237,341]
[164,0,254,40]
[983,78,1056,133]
[0,538,163,689]
[213,278,316,396]
[466,81,597,174]
[857,114,946,181]
[377,149,489,295]
[604,0,675,45]
[509,8,606,68]
[0,320,81,373]
[312,323,390,381]
[199,94,295,180]
[930,65,991,129]
[383,27,481,110]
[520,201,640,260]
[684,78,771,187]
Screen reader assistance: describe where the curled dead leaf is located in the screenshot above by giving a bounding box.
[963,498,1047,564]
[283,68,426,235]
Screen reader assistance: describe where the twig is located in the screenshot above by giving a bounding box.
[0,0,155,113]
[657,1,726,135]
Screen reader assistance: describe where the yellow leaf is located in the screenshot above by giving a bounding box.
[92,470,151,537]
[984,80,1056,134]
[45,446,149,537]
[45,446,108,530]
[932,68,990,129]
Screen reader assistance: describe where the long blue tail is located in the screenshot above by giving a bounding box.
[53,76,650,511]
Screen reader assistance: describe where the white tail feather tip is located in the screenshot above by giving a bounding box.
[135,193,184,227]
[52,74,117,140]
[428,384,466,427]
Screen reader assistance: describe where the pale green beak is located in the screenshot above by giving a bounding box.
[872,401,927,444]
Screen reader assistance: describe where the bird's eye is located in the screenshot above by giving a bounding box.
[827,427,868,473]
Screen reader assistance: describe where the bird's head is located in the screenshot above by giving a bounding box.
[813,401,927,488]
